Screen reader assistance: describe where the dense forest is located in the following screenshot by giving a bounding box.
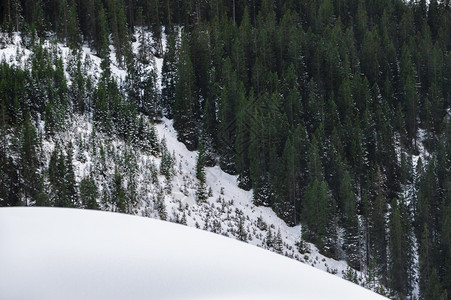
[0,0,450,298]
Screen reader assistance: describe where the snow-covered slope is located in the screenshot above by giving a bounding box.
[0,30,379,291]
[155,118,353,276]
[0,207,387,300]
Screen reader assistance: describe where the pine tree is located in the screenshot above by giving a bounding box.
[67,4,82,49]
[80,175,98,209]
[195,141,208,203]
[68,52,89,114]
[281,64,303,128]
[292,123,309,201]
[159,138,173,181]
[388,198,414,298]
[97,3,111,80]
[112,167,127,213]
[305,79,324,134]
[370,192,388,285]
[231,31,246,88]
[249,106,271,207]
[53,150,72,208]
[136,25,151,64]
[44,102,56,137]
[404,75,419,151]
[217,58,244,174]
[65,143,78,207]
[161,30,178,118]
[236,209,247,242]
[340,169,360,270]
[93,83,109,132]
[419,224,436,299]
[126,53,159,119]
[306,135,323,183]
[190,26,211,107]
[273,137,298,225]
[155,187,167,220]
[361,30,380,85]
[274,228,283,254]
[20,114,40,206]
[201,79,218,167]
[324,98,340,136]
[266,227,274,248]
[427,82,445,137]
[282,137,299,222]
[301,178,331,253]
[173,32,198,150]
[116,4,132,68]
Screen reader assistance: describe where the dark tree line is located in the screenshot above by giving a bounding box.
[157,1,450,298]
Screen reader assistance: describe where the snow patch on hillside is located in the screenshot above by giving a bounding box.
[0,32,128,84]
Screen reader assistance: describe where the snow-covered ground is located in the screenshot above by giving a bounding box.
[0,30,380,292]
[0,207,387,300]
[0,32,127,84]
[155,118,353,276]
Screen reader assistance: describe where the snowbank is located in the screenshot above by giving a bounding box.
[0,208,386,300]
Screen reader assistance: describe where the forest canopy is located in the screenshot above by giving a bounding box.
[0,0,450,299]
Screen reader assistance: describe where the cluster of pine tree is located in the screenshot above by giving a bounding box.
[0,0,450,298]
[0,43,160,210]
[158,1,450,298]
[0,6,160,212]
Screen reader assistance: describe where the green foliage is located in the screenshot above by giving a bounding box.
[159,138,174,181]
[112,167,127,213]
[340,169,360,270]
[173,32,198,150]
[195,141,208,204]
[1,1,450,296]
[80,176,99,210]
[301,179,330,253]
[48,144,77,208]
[20,114,42,206]
[161,30,179,118]
[155,188,167,221]
[235,209,247,242]
[343,266,359,285]
[217,57,244,174]
[388,198,414,298]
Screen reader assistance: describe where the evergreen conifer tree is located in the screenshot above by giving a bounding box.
[80,175,99,209]
[161,31,178,118]
[195,141,208,203]
[173,32,198,150]
[20,114,40,206]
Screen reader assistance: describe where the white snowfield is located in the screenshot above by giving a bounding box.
[0,208,386,300]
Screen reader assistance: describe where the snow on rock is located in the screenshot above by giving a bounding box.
[0,207,387,300]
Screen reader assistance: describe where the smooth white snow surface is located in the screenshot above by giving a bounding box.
[0,208,386,300]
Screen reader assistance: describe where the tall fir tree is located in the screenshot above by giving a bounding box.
[161,30,179,118]
[173,33,198,150]
[195,140,208,203]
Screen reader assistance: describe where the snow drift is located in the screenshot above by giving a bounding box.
[0,208,386,299]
